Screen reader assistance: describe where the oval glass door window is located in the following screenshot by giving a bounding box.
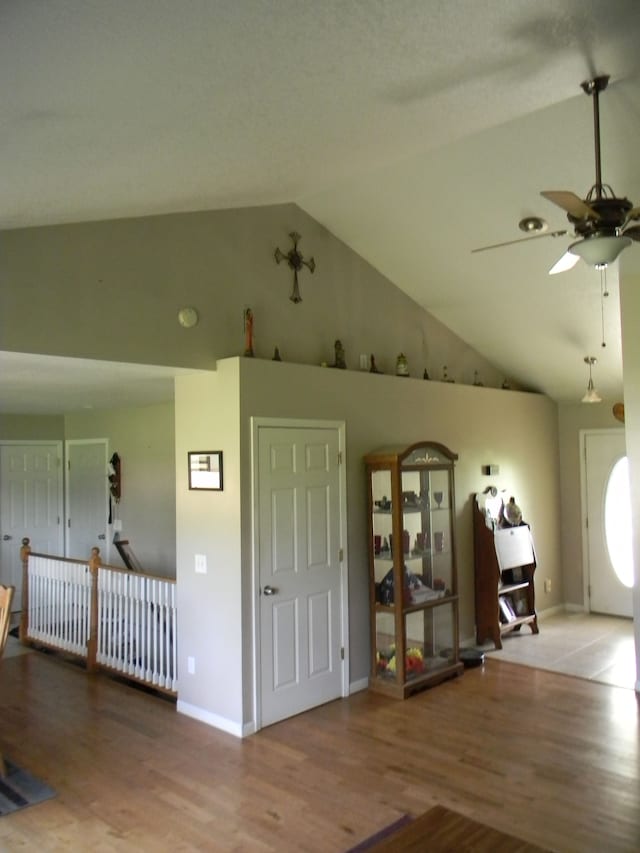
[604,456,633,588]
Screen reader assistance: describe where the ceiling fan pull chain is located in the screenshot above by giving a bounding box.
[600,268,608,348]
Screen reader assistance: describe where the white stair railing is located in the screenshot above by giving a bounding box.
[27,555,92,658]
[20,539,177,695]
[97,567,177,691]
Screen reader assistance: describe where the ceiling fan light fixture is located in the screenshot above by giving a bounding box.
[569,234,632,268]
[581,356,602,404]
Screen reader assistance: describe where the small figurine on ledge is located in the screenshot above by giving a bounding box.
[396,353,409,377]
[442,365,455,383]
[333,339,346,369]
[244,308,254,357]
[370,354,382,374]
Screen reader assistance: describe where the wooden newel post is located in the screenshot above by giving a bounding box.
[87,546,101,672]
[19,537,31,642]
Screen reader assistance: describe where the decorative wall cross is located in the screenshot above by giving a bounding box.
[274,232,316,303]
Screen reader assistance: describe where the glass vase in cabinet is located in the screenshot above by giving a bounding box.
[365,441,464,698]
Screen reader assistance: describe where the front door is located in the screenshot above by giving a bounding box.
[0,442,64,607]
[584,430,633,617]
[66,440,109,562]
[256,422,346,727]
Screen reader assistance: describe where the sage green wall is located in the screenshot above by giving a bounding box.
[172,358,560,734]
[174,366,244,734]
[2,202,572,727]
[620,272,640,689]
[557,403,624,607]
[237,358,561,723]
[0,414,64,440]
[65,402,176,576]
[3,204,505,389]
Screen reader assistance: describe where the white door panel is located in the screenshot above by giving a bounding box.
[0,443,63,607]
[585,431,632,617]
[258,425,343,727]
[66,440,109,562]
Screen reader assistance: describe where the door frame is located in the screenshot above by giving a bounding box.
[64,438,109,562]
[250,417,349,731]
[579,427,628,614]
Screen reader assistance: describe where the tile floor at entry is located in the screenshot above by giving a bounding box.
[481,610,636,690]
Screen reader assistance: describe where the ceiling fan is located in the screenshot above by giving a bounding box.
[473,75,640,273]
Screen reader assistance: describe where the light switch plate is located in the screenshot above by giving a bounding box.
[195,554,207,574]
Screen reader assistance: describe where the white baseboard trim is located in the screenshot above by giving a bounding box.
[349,676,369,694]
[177,700,245,738]
[536,603,586,619]
[536,604,567,619]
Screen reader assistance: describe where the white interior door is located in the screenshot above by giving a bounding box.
[0,442,63,607]
[66,440,109,562]
[257,424,345,727]
[584,430,633,617]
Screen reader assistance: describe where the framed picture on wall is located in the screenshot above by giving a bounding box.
[188,451,223,490]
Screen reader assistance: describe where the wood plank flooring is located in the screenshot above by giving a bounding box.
[0,650,638,852]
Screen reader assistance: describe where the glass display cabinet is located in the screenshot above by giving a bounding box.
[365,441,464,698]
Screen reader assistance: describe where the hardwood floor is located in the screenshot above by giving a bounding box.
[0,650,638,852]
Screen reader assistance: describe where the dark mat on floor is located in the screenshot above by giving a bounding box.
[345,815,413,852]
[0,759,56,817]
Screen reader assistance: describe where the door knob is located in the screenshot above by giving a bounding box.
[98,534,106,540]
[263,585,278,596]
[2,534,11,541]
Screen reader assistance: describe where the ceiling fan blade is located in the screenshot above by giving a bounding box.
[549,250,580,275]
[471,229,566,254]
[624,224,640,242]
[541,190,600,220]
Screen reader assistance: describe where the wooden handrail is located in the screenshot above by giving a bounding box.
[24,549,175,583]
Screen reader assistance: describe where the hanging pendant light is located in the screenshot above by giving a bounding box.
[582,356,602,403]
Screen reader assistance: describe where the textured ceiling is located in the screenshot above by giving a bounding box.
[2,0,640,408]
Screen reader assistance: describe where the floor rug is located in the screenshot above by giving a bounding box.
[347,805,551,852]
[345,815,413,852]
[0,759,56,817]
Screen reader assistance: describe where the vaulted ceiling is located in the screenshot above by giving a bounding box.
[3,0,640,408]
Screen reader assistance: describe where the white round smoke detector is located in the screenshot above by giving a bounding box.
[178,307,199,328]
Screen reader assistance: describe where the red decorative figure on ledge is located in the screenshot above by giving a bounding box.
[244,308,254,357]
